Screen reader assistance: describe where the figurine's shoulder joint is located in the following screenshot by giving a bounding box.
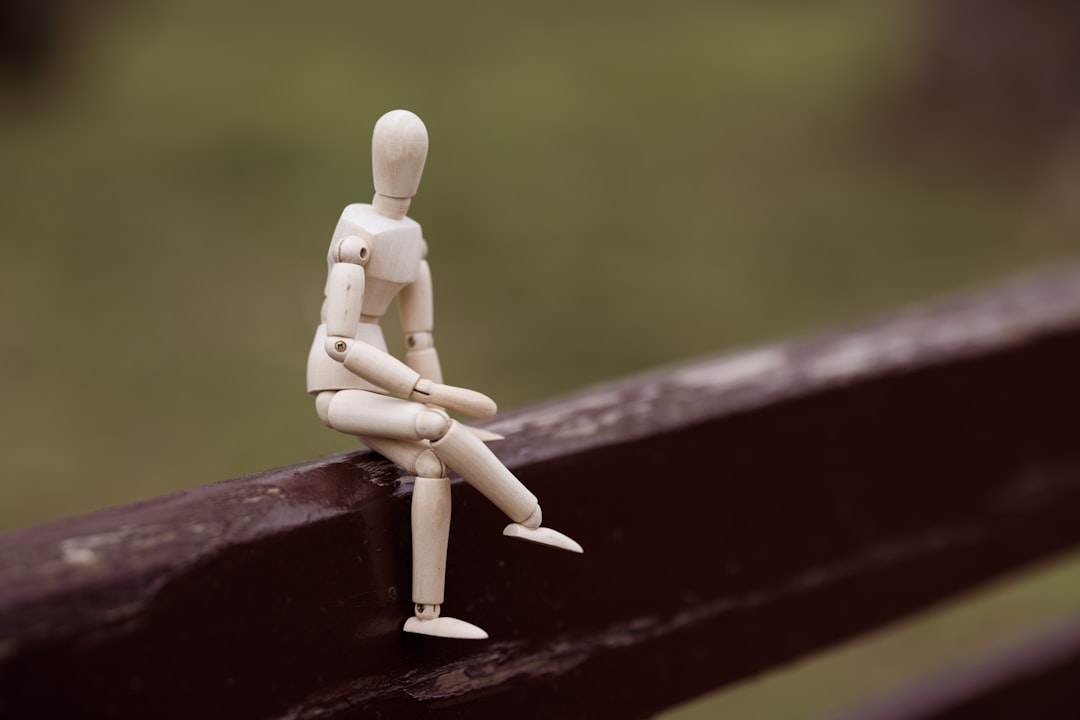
[331,235,371,266]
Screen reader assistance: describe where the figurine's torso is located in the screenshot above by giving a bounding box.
[307,203,425,393]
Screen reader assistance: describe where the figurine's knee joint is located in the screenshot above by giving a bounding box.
[415,407,451,441]
[415,449,446,478]
[315,391,335,427]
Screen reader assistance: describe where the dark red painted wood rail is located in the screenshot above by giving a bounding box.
[2,265,1080,719]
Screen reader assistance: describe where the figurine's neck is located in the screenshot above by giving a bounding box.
[372,193,411,219]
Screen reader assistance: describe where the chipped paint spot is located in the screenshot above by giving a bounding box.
[673,348,788,389]
[57,524,184,570]
[60,540,99,567]
[551,417,602,440]
[486,389,626,437]
[808,338,884,381]
[59,530,128,567]
[240,486,285,503]
[130,531,179,552]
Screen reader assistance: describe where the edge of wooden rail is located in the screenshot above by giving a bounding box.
[3,265,1080,719]
[827,613,1080,720]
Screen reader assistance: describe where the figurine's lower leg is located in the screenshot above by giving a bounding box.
[401,461,487,640]
[432,421,583,554]
[410,475,450,608]
[431,420,537,521]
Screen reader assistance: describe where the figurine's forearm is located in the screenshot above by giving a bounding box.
[326,338,494,417]
[413,378,497,418]
[326,337,421,397]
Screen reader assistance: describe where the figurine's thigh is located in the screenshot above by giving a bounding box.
[360,435,436,477]
[326,389,431,440]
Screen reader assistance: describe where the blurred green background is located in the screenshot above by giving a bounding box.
[2,0,1079,715]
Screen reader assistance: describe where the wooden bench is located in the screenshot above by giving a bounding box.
[3,265,1080,719]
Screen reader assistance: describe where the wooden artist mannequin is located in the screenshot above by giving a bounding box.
[307,110,582,640]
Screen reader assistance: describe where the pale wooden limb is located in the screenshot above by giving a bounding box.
[411,378,496,419]
[432,421,538,523]
[324,262,365,337]
[399,260,443,383]
[337,340,421,398]
[326,390,436,440]
[409,476,451,607]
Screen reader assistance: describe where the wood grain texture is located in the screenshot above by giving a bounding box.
[3,265,1080,719]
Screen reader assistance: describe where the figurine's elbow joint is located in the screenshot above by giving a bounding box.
[325,336,351,361]
[406,331,435,351]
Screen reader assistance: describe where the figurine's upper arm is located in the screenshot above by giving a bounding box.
[322,235,425,397]
[324,236,370,337]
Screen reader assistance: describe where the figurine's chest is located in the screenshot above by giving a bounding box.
[364,230,424,284]
[360,233,424,316]
[327,203,425,316]
[329,203,425,284]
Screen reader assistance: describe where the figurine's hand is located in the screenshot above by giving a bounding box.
[411,379,497,419]
[325,336,352,362]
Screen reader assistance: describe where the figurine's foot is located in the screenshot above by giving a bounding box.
[503,523,584,553]
[403,615,489,640]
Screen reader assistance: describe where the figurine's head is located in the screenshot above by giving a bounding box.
[371,109,429,219]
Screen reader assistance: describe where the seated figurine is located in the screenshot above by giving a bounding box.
[307,110,582,639]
